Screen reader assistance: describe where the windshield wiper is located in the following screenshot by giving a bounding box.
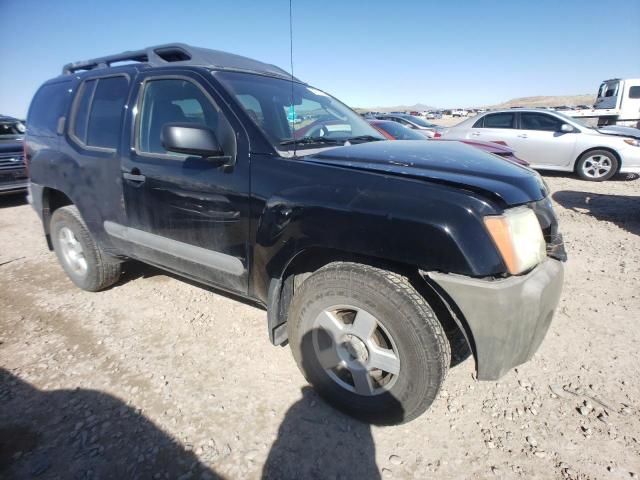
[279,136,343,146]
[344,135,384,143]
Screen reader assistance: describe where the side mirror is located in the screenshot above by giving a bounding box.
[161,123,225,159]
[560,123,576,133]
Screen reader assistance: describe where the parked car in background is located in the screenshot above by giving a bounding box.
[369,119,529,166]
[0,115,28,195]
[440,108,640,181]
[452,109,468,117]
[374,113,445,138]
[26,43,566,424]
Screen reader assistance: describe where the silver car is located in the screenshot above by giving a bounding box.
[375,114,445,138]
[441,109,640,181]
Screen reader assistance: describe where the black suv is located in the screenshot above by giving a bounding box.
[0,115,28,195]
[26,44,566,424]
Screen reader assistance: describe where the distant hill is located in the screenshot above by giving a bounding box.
[485,94,596,109]
[355,95,597,113]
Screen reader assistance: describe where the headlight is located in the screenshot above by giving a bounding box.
[484,206,546,275]
[623,138,640,147]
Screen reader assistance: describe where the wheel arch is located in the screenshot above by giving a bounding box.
[41,187,74,250]
[266,247,477,372]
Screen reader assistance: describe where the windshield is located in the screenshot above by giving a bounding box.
[374,121,426,140]
[403,115,436,128]
[0,119,26,137]
[552,111,595,129]
[215,71,384,151]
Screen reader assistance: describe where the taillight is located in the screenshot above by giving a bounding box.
[434,132,442,138]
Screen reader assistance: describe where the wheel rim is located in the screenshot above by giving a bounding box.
[312,305,401,396]
[582,154,612,179]
[58,227,88,277]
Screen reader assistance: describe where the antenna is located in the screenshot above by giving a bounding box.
[289,0,297,158]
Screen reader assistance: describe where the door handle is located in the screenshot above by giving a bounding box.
[517,134,528,139]
[123,168,146,183]
[470,132,481,137]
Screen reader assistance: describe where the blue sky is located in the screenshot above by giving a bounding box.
[1,0,638,117]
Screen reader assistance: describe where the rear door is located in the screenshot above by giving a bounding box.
[510,112,577,167]
[464,112,520,147]
[116,70,251,294]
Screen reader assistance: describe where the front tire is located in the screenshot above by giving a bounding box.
[287,262,450,424]
[576,150,618,181]
[50,206,122,291]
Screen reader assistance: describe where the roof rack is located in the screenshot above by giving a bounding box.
[62,43,296,80]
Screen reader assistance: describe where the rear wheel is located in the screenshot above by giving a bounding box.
[287,262,450,424]
[50,206,122,291]
[576,150,618,181]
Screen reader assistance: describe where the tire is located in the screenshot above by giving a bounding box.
[287,262,450,425]
[576,150,619,181]
[50,205,122,292]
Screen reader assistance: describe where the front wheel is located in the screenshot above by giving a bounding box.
[287,262,450,424]
[576,150,618,181]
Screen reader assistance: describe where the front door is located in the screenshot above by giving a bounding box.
[116,70,250,294]
[510,112,577,168]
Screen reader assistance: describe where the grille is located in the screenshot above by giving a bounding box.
[0,153,25,170]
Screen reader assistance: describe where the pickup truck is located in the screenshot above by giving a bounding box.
[25,43,566,424]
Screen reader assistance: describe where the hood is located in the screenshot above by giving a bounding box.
[305,140,547,206]
[0,136,24,155]
[596,125,640,139]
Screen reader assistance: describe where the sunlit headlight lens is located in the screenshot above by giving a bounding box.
[484,206,546,275]
[623,138,640,147]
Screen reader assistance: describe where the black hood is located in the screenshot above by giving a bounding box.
[0,136,24,155]
[305,140,547,206]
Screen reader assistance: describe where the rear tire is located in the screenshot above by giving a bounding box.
[576,150,618,181]
[50,206,122,291]
[287,262,450,425]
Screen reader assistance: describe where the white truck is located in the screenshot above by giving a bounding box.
[568,78,640,128]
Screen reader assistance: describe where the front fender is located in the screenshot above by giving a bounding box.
[249,155,506,304]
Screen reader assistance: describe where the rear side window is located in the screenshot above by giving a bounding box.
[481,113,515,129]
[27,81,71,137]
[520,113,563,132]
[629,86,640,99]
[71,76,129,150]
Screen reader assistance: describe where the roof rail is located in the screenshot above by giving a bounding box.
[62,43,296,80]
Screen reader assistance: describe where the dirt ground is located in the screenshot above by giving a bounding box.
[1,172,639,480]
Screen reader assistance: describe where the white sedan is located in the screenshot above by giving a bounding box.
[440,109,640,181]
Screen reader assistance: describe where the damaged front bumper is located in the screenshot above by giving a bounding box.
[426,258,565,381]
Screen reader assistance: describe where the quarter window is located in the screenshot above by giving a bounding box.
[27,81,71,137]
[71,76,129,149]
[481,113,515,129]
[137,79,221,155]
[629,86,640,99]
[520,113,563,132]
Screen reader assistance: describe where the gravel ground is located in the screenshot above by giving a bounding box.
[1,173,639,480]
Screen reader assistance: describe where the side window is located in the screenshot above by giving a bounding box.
[27,81,71,137]
[629,86,640,99]
[71,76,129,149]
[482,113,515,129]
[71,79,97,144]
[520,113,563,132]
[137,78,222,155]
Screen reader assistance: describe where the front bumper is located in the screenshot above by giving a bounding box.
[427,258,564,380]
[0,179,28,195]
